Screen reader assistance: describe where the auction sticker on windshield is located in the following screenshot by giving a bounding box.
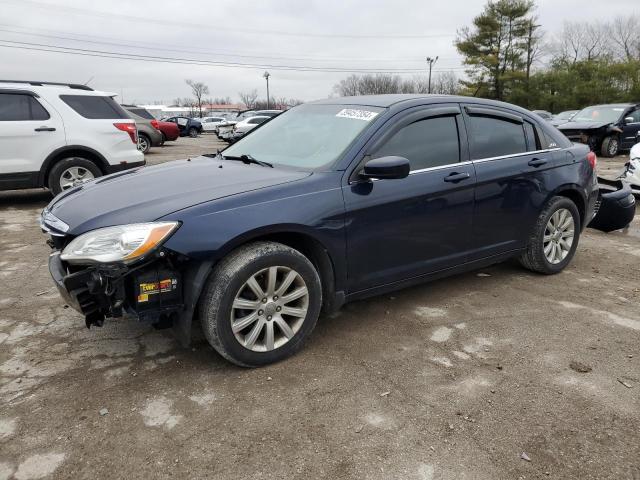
[336,109,379,121]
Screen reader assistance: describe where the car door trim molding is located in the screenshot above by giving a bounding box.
[464,106,524,124]
[472,148,561,164]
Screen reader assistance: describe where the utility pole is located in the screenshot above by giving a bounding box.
[426,56,438,94]
[263,71,271,109]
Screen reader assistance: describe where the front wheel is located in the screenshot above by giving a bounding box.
[601,136,619,157]
[188,127,198,138]
[199,241,322,367]
[519,196,581,274]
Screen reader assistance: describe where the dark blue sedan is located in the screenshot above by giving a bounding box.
[42,95,599,366]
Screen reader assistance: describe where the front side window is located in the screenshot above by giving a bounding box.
[0,93,50,121]
[60,95,128,119]
[223,104,383,169]
[373,115,460,171]
[467,115,527,159]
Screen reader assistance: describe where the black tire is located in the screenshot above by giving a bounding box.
[160,132,166,146]
[198,241,322,367]
[48,157,102,196]
[137,133,151,154]
[519,196,581,275]
[188,127,198,138]
[601,136,619,157]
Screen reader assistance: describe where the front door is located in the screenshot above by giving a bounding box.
[343,105,476,293]
[621,108,640,150]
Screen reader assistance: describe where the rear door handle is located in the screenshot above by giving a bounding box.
[528,158,548,167]
[34,127,56,132]
[444,172,471,183]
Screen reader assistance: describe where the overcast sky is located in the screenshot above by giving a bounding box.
[1,0,637,105]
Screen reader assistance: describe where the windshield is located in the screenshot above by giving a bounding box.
[555,111,577,120]
[222,104,384,169]
[571,106,625,124]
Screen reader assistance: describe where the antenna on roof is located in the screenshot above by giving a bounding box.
[84,76,94,86]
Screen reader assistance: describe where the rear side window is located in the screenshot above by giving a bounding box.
[524,122,540,151]
[60,95,128,119]
[0,93,50,121]
[467,115,527,159]
[373,115,460,171]
[128,108,155,120]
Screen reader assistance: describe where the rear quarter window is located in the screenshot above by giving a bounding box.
[128,108,155,120]
[60,95,129,119]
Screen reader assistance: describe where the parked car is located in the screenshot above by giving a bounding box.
[0,80,143,194]
[199,116,226,133]
[550,110,578,127]
[217,110,282,140]
[532,110,553,121]
[156,120,180,143]
[557,103,640,157]
[42,94,598,367]
[162,116,203,137]
[121,105,163,154]
[234,115,270,135]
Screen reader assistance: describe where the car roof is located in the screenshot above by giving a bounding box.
[243,115,270,121]
[0,81,115,97]
[308,94,559,118]
[581,103,635,108]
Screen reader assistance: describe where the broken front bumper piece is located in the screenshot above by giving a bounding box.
[48,252,184,328]
[588,181,636,233]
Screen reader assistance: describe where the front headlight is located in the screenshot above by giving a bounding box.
[60,222,179,265]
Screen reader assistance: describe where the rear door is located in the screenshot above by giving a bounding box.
[343,104,476,292]
[462,104,558,260]
[0,91,65,179]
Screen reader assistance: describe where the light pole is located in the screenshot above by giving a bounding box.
[426,56,438,94]
[263,71,270,109]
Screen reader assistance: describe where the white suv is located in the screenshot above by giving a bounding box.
[0,80,144,194]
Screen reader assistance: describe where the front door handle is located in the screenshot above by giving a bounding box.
[444,172,471,183]
[528,158,548,167]
[34,127,56,132]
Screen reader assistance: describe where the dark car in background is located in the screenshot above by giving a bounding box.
[557,103,640,157]
[42,94,598,367]
[162,116,203,137]
[121,105,163,154]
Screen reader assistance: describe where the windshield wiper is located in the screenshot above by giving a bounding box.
[220,153,273,168]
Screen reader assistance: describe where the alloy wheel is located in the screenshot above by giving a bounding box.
[543,208,574,264]
[137,136,149,152]
[59,166,95,191]
[230,266,309,352]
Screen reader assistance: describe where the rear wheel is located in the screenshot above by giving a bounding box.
[48,157,102,195]
[159,132,166,146]
[199,241,322,367]
[601,136,619,157]
[188,127,198,138]
[137,134,151,153]
[519,196,580,274]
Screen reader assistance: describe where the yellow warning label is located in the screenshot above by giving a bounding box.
[138,293,149,303]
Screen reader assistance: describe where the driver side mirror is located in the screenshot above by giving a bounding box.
[360,156,410,180]
[624,117,635,124]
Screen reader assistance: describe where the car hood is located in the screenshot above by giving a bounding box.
[557,121,612,130]
[46,156,310,235]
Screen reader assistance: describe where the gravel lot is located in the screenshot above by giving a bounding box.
[0,134,638,480]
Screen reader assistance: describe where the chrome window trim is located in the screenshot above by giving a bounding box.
[408,160,473,175]
[471,148,561,164]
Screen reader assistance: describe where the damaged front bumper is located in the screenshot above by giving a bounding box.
[48,251,184,329]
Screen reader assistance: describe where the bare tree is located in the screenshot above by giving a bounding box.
[185,79,209,117]
[609,15,640,61]
[239,89,259,109]
[333,75,361,96]
[431,72,460,95]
